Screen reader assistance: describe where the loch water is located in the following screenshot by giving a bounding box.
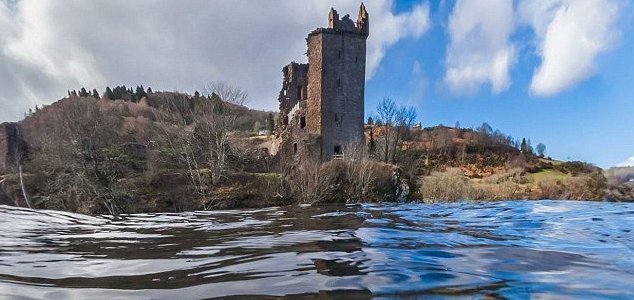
[0,200,633,299]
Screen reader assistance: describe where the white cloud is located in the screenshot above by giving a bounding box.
[364,1,431,78]
[616,157,634,167]
[409,60,427,104]
[520,0,621,96]
[0,0,430,122]
[444,0,516,95]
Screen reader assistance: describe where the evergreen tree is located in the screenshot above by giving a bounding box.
[112,86,134,101]
[266,113,275,132]
[135,85,147,100]
[520,138,528,153]
[527,139,534,155]
[478,122,493,136]
[105,87,115,100]
[113,86,123,99]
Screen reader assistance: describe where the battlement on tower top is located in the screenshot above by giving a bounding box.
[309,2,369,37]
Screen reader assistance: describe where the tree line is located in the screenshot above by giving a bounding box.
[67,85,153,102]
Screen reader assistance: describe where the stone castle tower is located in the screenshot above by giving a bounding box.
[275,3,369,160]
[0,122,27,172]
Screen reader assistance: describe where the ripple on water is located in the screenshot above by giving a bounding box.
[0,200,633,299]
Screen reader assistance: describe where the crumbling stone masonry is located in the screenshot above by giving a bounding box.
[0,122,27,172]
[274,3,369,161]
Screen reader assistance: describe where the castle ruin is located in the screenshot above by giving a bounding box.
[0,122,27,172]
[274,3,369,161]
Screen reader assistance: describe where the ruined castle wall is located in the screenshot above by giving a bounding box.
[0,125,8,171]
[306,34,323,138]
[275,105,320,166]
[274,61,316,162]
[278,63,308,122]
[0,123,26,172]
[308,30,366,158]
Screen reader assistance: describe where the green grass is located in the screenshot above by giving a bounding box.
[531,169,568,183]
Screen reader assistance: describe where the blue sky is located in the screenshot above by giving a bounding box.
[364,0,634,168]
[0,0,632,168]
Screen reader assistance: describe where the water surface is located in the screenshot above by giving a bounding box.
[1,200,633,299]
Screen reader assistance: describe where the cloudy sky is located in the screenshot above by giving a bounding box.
[0,0,632,168]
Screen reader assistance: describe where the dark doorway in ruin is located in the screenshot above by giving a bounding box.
[334,145,342,155]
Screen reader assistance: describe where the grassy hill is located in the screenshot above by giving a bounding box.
[371,125,611,202]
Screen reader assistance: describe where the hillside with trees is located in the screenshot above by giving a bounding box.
[0,84,400,214]
[365,97,611,203]
[0,88,631,215]
[2,84,281,214]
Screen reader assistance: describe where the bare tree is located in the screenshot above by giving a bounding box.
[289,154,336,203]
[376,97,397,163]
[392,105,416,162]
[435,127,452,154]
[374,98,416,163]
[342,142,377,199]
[28,98,130,214]
[192,94,238,185]
[202,81,248,106]
[536,143,546,158]
[15,153,32,209]
[152,87,248,208]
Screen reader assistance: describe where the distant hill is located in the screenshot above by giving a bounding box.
[616,157,634,168]
[604,166,634,185]
[17,91,273,149]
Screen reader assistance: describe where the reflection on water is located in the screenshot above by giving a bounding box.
[0,200,633,299]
